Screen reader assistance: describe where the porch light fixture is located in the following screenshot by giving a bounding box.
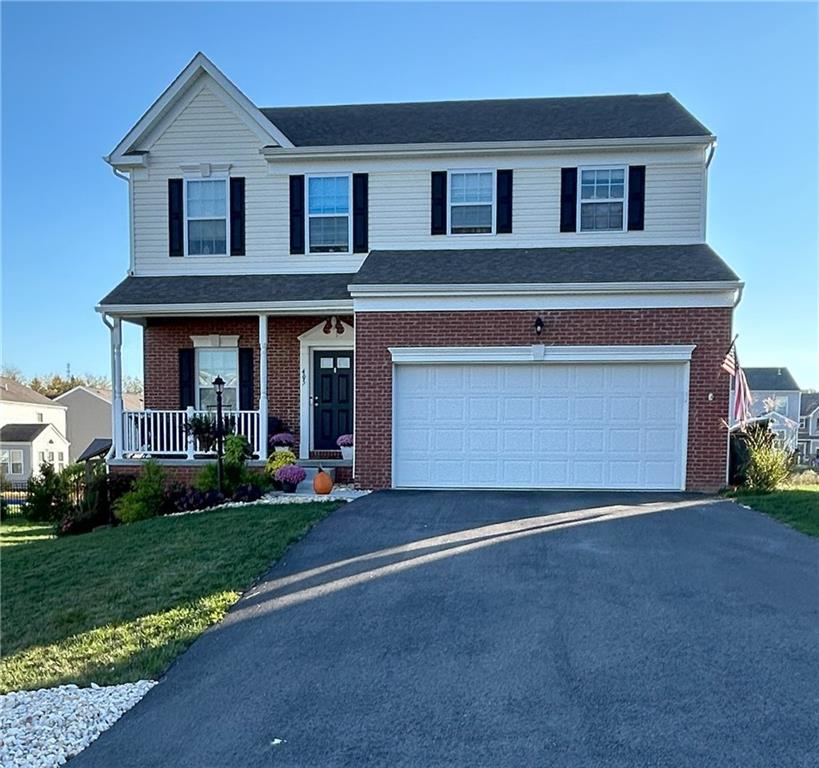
[213,376,225,396]
[335,317,345,334]
[323,317,333,334]
[534,317,544,336]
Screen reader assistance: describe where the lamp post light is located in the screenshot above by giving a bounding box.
[213,376,225,494]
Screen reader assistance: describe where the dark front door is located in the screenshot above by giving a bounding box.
[313,351,353,450]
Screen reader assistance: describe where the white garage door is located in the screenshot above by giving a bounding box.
[393,362,688,490]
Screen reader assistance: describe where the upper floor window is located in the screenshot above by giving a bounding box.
[196,347,238,410]
[35,412,43,422]
[450,171,494,234]
[773,396,789,415]
[579,167,626,231]
[186,179,228,255]
[307,175,351,253]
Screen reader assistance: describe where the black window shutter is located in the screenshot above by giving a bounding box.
[627,165,646,231]
[560,168,577,233]
[168,179,184,256]
[178,349,195,408]
[352,173,368,253]
[496,170,513,233]
[238,348,254,410]
[431,171,447,235]
[230,177,245,255]
[289,175,305,254]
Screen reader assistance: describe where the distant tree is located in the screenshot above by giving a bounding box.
[0,365,25,383]
[2,367,143,399]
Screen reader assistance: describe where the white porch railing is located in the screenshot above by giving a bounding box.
[122,408,261,459]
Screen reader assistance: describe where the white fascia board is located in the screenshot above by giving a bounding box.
[262,134,715,161]
[389,344,697,364]
[349,280,742,296]
[106,52,293,166]
[352,282,743,311]
[95,299,353,318]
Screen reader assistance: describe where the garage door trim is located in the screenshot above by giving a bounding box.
[390,344,694,491]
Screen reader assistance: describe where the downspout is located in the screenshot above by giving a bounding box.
[705,142,717,168]
[111,167,135,275]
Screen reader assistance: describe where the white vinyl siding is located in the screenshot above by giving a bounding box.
[129,79,708,276]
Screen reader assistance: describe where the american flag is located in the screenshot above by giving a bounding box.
[722,337,753,424]
[721,340,737,376]
[731,366,754,425]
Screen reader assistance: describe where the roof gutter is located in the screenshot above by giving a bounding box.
[261,134,716,161]
[95,299,354,318]
[348,280,743,298]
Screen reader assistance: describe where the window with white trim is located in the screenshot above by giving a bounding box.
[307,175,351,253]
[186,178,228,255]
[773,396,789,415]
[579,167,626,231]
[196,348,239,410]
[449,171,494,234]
[1,449,24,475]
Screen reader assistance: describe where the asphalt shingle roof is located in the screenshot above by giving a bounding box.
[77,438,112,462]
[744,368,801,392]
[0,424,48,442]
[799,393,819,416]
[99,273,353,307]
[261,93,712,147]
[0,377,59,406]
[350,245,739,286]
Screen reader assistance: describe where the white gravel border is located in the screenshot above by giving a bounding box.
[0,681,156,767]
[166,487,370,517]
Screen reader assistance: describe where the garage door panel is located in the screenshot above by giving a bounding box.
[393,361,686,490]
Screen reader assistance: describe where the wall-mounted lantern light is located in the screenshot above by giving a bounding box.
[534,317,544,336]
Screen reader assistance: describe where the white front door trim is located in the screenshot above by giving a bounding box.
[298,319,354,459]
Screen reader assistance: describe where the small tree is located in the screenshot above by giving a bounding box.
[23,463,72,522]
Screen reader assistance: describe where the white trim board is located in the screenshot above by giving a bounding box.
[96,300,354,318]
[389,344,696,365]
[355,289,741,312]
[298,320,355,460]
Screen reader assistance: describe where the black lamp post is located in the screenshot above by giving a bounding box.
[213,376,225,494]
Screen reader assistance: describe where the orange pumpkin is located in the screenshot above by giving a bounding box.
[313,469,333,495]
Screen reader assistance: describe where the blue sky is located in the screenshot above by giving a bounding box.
[2,2,817,387]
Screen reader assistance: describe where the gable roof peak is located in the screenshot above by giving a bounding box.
[106,52,293,166]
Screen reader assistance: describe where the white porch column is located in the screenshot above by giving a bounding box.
[258,314,268,460]
[110,317,124,459]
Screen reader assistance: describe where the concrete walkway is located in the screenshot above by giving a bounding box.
[71,491,819,767]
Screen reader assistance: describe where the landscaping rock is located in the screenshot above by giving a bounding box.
[0,681,156,767]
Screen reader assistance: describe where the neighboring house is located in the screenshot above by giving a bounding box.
[797,392,819,463]
[744,367,802,422]
[0,377,70,482]
[54,386,143,462]
[97,52,743,492]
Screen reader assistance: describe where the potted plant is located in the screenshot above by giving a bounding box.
[185,414,216,453]
[270,432,296,453]
[337,434,354,461]
[265,449,297,490]
[275,465,306,493]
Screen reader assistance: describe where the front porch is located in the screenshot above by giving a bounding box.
[104,312,354,471]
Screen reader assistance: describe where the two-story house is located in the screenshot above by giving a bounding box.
[97,53,742,492]
[0,377,70,482]
[798,393,819,463]
[738,367,802,451]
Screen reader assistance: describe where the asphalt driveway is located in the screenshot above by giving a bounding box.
[72,491,818,767]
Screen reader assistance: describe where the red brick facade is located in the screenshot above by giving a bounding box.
[142,308,732,493]
[143,315,352,453]
[354,308,733,492]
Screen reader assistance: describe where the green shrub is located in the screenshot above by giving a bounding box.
[195,434,267,497]
[742,426,795,492]
[224,434,252,465]
[23,463,72,522]
[113,460,167,524]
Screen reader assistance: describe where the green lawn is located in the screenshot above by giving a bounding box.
[0,503,340,693]
[731,486,819,537]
